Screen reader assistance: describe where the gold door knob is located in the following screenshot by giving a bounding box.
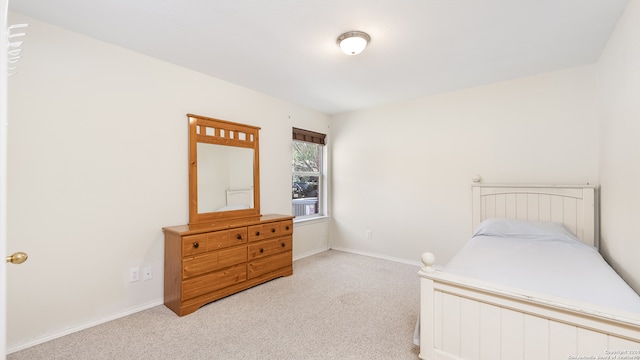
[6,252,28,265]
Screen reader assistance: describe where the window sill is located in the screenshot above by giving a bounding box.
[293,215,329,225]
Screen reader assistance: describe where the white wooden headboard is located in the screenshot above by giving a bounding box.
[472,184,599,248]
[226,188,254,208]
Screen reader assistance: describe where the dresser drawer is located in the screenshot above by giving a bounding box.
[182,246,247,279]
[248,221,292,242]
[229,227,248,247]
[182,265,247,301]
[247,237,292,261]
[185,227,247,254]
[182,230,232,256]
[248,222,279,242]
[247,250,292,279]
[182,233,208,256]
[280,220,293,236]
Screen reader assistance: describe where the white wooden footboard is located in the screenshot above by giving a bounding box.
[418,253,640,360]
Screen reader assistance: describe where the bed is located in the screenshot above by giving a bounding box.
[216,188,253,211]
[417,183,640,360]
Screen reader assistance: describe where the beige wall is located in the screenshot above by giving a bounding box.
[330,65,600,265]
[597,0,640,293]
[328,0,639,296]
[6,12,329,351]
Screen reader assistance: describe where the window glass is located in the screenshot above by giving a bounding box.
[292,139,323,218]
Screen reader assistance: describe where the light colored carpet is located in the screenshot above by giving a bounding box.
[8,250,421,359]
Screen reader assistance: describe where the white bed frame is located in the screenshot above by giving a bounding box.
[418,183,640,360]
[226,187,254,208]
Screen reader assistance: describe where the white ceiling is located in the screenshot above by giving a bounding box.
[9,0,629,115]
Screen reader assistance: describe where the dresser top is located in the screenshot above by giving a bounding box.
[163,214,294,235]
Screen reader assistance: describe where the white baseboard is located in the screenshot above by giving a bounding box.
[329,246,423,267]
[293,247,330,261]
[7,298,164,354]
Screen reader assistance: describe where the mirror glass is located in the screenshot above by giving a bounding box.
[197,143,254,213]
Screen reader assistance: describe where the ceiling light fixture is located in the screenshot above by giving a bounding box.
[336,31,370,56]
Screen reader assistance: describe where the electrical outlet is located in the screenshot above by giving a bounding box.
[143,266,152,281]
[129,267,140,282]
[365,230,372,239]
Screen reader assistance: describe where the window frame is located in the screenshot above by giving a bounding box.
[292,128,326,220]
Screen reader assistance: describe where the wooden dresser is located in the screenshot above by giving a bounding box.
[163,214,294,316]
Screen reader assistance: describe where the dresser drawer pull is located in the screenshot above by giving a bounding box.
[236,234,242,240]
[255,231,260,236]
[259,248,264,253]
[285,225,290,230]
[281,243,286,248]
[271,228,276,233]
[192,242,199,249]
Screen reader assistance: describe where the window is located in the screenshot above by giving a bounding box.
[292,128,325,219]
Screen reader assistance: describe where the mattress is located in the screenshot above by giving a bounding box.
[444,219,640,315]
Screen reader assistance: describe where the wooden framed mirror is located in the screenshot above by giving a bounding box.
[187,114,261,225]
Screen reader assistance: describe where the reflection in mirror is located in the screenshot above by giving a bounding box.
[197,143,254,213]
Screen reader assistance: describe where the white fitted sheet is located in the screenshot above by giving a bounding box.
[444,219,640,314]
